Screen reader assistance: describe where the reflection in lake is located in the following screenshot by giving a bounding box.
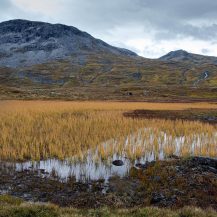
[15,154,130,182]
[6,127,217,182]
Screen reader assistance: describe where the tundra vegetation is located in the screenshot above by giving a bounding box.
[0,101,217,216]
[0,100,216,162]
[0,195,217,217]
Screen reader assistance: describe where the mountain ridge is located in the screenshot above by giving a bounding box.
[0,19,137,68]
[159,49,217,65]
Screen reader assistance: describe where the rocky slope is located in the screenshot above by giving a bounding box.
[0,19,136,67]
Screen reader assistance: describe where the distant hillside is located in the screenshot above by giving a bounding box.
[0,19,137,67]
[159,50,217,65]
[0,20,216,101]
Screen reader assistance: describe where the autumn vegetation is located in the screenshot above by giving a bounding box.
[0,101,216,162]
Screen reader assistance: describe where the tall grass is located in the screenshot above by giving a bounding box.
[0,101,216,161]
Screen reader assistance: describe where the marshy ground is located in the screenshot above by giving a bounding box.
[1,156,217,210]
[0,100,216,216]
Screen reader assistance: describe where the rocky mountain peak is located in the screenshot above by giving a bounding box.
[159,50,189,61]
[0,19,137,68]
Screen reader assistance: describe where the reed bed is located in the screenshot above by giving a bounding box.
[0,101,216,161]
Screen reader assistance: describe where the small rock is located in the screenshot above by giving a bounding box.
[168,154,180,160]
[135,163,147,169]
[112,160,124,166]
[127,92,133,96]
[23,193,32,200]
[208,166,217,174]
[40,169,46,174]
[151,193,165,204]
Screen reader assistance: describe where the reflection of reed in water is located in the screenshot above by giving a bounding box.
[11,127,216,182]
[91,128,217,162]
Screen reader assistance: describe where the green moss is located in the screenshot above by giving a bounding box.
[0,52,217,100]
[0,195,23,206]
[0,203,216,217]
[0,206,58,217]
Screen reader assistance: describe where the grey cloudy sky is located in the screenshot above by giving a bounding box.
[0,0,217,58]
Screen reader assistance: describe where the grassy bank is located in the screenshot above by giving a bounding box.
[0,195,217,217]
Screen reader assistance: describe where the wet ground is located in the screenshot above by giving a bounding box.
[8,151,163,183]
[124,108,217,124]
[0,108,216,209]
[0,156,217,209]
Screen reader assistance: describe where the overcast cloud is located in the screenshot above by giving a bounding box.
[1,0,217,58]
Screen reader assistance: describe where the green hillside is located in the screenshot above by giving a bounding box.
[0,52,216,101]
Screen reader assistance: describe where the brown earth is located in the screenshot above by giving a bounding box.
[124,108,217,124]
[0,157,216,210]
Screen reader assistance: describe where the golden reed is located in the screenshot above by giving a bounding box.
[0,101,216,161]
